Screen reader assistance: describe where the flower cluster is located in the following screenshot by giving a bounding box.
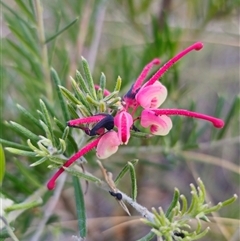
[47,42,224,190]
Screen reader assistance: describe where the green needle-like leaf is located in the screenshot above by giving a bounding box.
[166,188,180,219]
[51,68,70,122]
[16,104,43,130]
[8,121,40,142]
[81,57,97,100]
[128,162,137,201]
[45,17,78,43]
[64,167,101,183]
[0,139,31,151]
[114,159,138,185]
[75,70,90,95]
[0,145,6,184]
[15,0,35,22]
[39,99,56,146]
[30,157,48,167]
[72,176,87,238]
[59,86,82,105]
[114,76,122,92]
[5,148,36,157]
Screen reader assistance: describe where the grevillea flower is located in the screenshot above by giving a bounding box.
[140,109,173,135]
[96,131,121,159]
[135,81,167,109]
[114,111,133,144]
[47,41,225,190]
[124,42,204,110]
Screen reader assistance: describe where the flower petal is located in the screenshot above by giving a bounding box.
[136,81,167,109]
[140,109,172,135]
[96,131,121,159]
[114,111,133,144]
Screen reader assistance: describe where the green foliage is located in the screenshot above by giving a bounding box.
[142,179,237,241]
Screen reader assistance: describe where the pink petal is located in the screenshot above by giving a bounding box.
[136,81,167,109]
[114,111,133,144]
[140,109,172,136]
[96,131,121,159]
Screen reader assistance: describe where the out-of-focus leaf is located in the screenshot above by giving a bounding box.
[72,176,87,238]
[0,144,6,184]
[45,17,78,43]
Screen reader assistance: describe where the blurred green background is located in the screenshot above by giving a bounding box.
[0,0,239,240]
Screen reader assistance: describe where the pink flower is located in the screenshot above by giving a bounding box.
[114,111,133,144]
[47,41,225,190]
[140,109,172,135]
[96,131,121,159]
[124,42,203,110]
[135,81,167,109]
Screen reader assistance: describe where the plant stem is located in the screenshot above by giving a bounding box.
[34,0,52,101]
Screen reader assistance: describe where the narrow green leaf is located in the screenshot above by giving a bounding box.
[30,157,48,167]
[64,167,101,183]
[4,199,42,213]
[1,1,29,26]
[8,121,40,142]
[166,188,180,218]
[71,77,91,109]
[113,76,122,92]
[59,86,82,105]
[39,120,52,143]
[99,72,106,93]
[0,145,6,184]
[221,194,238,207]
[16,104,43,130]
[8,25,39,60]
[102,91,118,102]
[216,95,240,139]
[61,127,69,142]
[45,17,78,43]
[51,68,70,122]
[5,148,36,157]
[67,103,80,119]
[0,139,31,151]
[81,57,97,100]
[86,94,100,106]
[128,162,137,201]
[114,159,138,185]
[39,99,56,146]
[40,96,56,118]
[75,70,90,95]
[136,231,156,241]
[15,0,35,22]
[72,176,87,238]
